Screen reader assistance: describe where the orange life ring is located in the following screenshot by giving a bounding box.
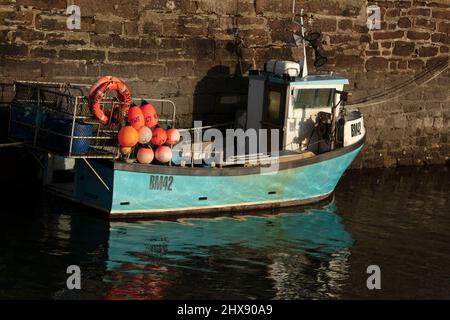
[88,76,121,97]
[88,77,132,125]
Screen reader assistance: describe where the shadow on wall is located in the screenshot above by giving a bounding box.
[193,65,248,128]
[0,83,14,142]
[0,83,41,185]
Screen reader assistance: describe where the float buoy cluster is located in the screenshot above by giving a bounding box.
[117,101,180,164]
[89,76,180,165]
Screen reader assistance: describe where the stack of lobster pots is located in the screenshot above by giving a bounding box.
[88,76,180,164]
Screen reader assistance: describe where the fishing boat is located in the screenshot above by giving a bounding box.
[6,15,365,219]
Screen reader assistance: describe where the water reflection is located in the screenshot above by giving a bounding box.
[104,200,352,299]
[1,166,449,299]
[1,184,353,299]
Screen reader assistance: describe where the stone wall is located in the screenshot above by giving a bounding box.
[0,0,449,168]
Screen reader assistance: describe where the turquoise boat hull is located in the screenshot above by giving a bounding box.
[68,137,364,218]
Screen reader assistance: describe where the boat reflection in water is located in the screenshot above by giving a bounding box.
[3,166,448,300]
[104,198,353,299]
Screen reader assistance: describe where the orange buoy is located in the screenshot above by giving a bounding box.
[138,126,152,144]
[118,126,139,148]
[150,127,167,146]
[166,128,180,145]
[127,106,145,131]
[155,146,172,163]
[137,147,154,164]
[140,102,158,128]
[120,146,132,156]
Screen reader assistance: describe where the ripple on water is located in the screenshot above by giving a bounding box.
[0,166,449,299]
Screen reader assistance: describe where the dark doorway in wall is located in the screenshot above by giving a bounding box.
[192,65,248,128]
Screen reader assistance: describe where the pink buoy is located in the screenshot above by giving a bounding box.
[138,126,152,144]
[166,128,180,145]
[137,147,154,164]
[155,146,172,163]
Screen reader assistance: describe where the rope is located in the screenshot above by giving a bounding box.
[347,58,449,109]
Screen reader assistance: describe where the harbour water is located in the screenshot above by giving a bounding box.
[0,165,449,299]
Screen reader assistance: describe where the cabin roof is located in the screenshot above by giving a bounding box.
[249,73,349,85]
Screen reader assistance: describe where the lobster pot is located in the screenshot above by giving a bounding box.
[9,102,47,141]
[43,118,93,155]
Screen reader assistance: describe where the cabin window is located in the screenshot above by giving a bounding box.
[267,90,282,121]
[292,88,335,109]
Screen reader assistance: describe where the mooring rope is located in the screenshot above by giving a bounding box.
[348,58,449,109]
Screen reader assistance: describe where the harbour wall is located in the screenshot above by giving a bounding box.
[0,0,449,168]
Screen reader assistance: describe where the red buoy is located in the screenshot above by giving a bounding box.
[137,147,154,164]
[150,127,167,146]
[166,128,180,145]
[118,126,139,148]
[140,103,158,128]
[127,106,145,131]
[155,146,172,163]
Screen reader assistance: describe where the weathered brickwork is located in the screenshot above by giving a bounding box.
[0,0,449,168]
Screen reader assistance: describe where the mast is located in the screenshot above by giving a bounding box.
[292,1,308,77]
[300,9,308,77]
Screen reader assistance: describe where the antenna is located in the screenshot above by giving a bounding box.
[292,1,308,77]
